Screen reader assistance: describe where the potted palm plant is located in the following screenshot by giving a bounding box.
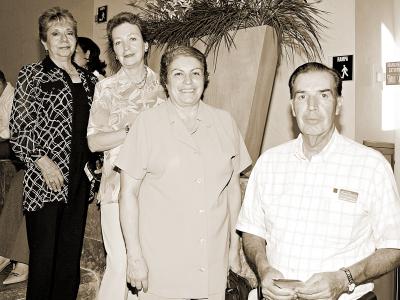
[129,0,326,162]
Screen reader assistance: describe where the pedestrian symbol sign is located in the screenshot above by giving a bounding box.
[332,55,353,81]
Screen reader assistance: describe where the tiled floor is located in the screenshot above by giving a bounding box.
[0,264,98,300]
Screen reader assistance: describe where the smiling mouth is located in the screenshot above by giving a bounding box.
[180,89,195,93]
[124,53,135,58]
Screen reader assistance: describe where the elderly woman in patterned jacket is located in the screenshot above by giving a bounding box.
[9,7,97,300]
[87,12,164,300]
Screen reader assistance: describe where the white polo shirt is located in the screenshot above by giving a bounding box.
[237,129,400,299]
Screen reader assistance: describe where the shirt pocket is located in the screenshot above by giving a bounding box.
[325,188,364,242]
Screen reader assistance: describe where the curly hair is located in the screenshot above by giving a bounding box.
[160,45,209,99]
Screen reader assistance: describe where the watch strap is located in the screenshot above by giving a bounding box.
[340,267,356,292]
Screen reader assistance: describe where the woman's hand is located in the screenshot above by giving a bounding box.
[127,256,148,292]
[36,155,64,192]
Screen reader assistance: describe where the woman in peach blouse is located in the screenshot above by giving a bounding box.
[116,46,251,300]
[86,12,164,300]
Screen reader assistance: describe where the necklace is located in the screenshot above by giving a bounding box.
[124,67,148,89]
[63,66,79,76]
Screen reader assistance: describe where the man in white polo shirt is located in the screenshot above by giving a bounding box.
[236,62,400,300]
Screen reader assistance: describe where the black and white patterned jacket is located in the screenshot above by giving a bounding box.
[10,56,97,212]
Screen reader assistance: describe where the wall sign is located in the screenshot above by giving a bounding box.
[386,62,400,85]
[96,6,107,23]
[332,55,353,81]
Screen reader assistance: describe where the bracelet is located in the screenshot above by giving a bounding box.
[125,124,130,134]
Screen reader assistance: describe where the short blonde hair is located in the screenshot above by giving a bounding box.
[39,7,77,42]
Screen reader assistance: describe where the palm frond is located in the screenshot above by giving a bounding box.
[128,0,327,62]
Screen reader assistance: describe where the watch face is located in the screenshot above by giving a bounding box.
[349,283,356,292]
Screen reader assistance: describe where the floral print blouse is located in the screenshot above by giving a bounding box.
[87,66,165,204]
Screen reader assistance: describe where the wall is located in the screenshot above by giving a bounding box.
[394,0,400,196]
[0,0,94,84]
[355,0,399,147]
[92,0,356,152]
[262,0,356,151]
[357,3,399,299]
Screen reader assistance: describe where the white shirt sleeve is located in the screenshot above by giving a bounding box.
[369,156,400,249]
[236,159,268,239]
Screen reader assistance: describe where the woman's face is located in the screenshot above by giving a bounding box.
[167,55,205,108]
[74,44,88,68]
[112,22,147,69]
[41,21,76,62]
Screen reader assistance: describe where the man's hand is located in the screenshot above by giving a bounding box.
[126,256,148,292]
[36,155,64,192]
[260,267,298,300]
[295,271,347,300]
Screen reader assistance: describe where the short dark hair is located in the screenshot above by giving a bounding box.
[39,7,77,42]
[0,70,6,85]
[289,62,342,98]
[160,45,209,99]
[76,37,107,76]
[106,12,146,71]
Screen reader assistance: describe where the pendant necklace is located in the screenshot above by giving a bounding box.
[124,67,148,89]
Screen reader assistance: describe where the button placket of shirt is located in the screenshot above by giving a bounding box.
[198,190,207,275]
[190,143,208,276]
[303,161,318,197]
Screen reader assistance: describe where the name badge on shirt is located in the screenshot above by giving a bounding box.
[333,188,358,203]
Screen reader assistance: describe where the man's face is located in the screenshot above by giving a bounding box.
[290,71,342,138]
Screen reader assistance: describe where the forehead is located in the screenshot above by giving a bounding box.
[293,70,335,92]
[46,19,74,32]
[112,23,141,39]
[169,55,202,70]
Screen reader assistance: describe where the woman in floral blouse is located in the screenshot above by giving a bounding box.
[87,12,164,300]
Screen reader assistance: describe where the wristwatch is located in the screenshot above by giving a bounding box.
[340,267,356,293]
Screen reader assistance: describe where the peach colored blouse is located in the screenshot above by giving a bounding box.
[115,100,251,298]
